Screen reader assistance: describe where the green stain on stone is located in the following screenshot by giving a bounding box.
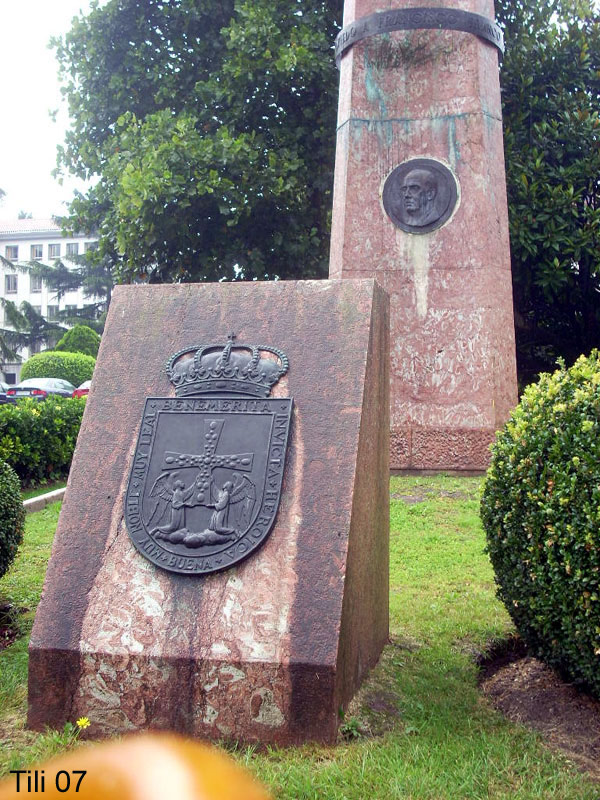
[364,52,388,120]
[430,115,462,167]
[363,48,396,147]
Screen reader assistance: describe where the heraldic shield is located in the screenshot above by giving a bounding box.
[125,336,293,575]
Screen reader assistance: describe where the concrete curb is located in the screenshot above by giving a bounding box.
[23,488,66,514]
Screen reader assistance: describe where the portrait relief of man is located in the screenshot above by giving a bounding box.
[382,158,459,234]
[400,168,439,227]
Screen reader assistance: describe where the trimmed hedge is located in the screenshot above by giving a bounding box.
[20,351,95,387]
[0,460,25,580]
[0,396,86,485]
[54,324,101,357]
[481,352,600,696]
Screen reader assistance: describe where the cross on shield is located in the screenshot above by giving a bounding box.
[162,418,254,504]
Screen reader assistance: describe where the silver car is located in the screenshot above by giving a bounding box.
[7,378,76,400]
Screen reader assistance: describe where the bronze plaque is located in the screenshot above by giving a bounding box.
[382,158,458,234]
[125,336,292,575]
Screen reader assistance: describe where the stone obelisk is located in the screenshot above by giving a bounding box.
[329,0,518,470]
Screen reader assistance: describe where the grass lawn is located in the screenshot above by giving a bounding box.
[0,476,598,798]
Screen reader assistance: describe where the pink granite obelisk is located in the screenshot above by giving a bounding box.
[330,0,518,470]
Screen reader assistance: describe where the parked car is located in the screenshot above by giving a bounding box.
[7,378,76,400]
[72,380,91,399]
[0,381,14,405]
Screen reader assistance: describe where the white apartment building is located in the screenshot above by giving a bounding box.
[0,218,99,383]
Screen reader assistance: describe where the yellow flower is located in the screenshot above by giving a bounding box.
[76,716,91,729]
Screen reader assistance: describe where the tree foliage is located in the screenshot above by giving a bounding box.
[54,324,101,357]
[55,0,600,385]
[0,297,65,365]
[30,252,112,327]
[497,0,600,384]
[54,0,342,284]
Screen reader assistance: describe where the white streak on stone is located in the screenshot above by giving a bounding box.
[203,677,219,692]
[120,630,144,654]
[397,230,431,321]
[222,593,242,625]
[251,688,285,727]
[226,574,243,591]
[219,665,245,683]
[210,642,231,657]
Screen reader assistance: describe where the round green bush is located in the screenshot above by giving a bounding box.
[20,351,95,387]
[481,351,600,696]
[54,324,101,357]
[0,460,25,580]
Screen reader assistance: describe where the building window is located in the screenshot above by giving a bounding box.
[66,243,79,257]
[32,306,42,316]
[30,341,42,355]
[30,274,42,293]
[5,246,18,261]
[5,274,17,294]
[30,244,43,260]
[84,241,98,253]
[47,305,59,321]
[48,244,61,259]
[3,373,16,385]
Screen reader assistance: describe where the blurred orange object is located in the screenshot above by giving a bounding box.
[0,733,271,800]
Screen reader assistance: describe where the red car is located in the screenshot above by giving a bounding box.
[72,380,91,398]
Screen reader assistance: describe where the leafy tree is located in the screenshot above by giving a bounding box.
[54,0,342,284]
[497,0,600,384]
[55,0,600,387]
[0,299,65,367]
[29,253,111,329]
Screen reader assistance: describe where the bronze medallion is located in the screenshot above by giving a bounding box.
[125,335,292,575]
[382,158,458,234]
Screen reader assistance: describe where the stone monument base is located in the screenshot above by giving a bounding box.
[28,279,389,745]
[391,427,495,471]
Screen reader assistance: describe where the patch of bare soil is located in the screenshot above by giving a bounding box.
[391,490,476,504]
[338,637,419,740]
[0,602,21,652]
[480,640,600,780]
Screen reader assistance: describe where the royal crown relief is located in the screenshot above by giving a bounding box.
[125,335,293,575]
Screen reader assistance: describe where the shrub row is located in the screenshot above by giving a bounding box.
[0,460,25,580]
[21,351,95,387]
[481,351,600,697]
[0,396,86,485]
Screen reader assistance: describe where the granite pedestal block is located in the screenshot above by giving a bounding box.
[28,279,389,745]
